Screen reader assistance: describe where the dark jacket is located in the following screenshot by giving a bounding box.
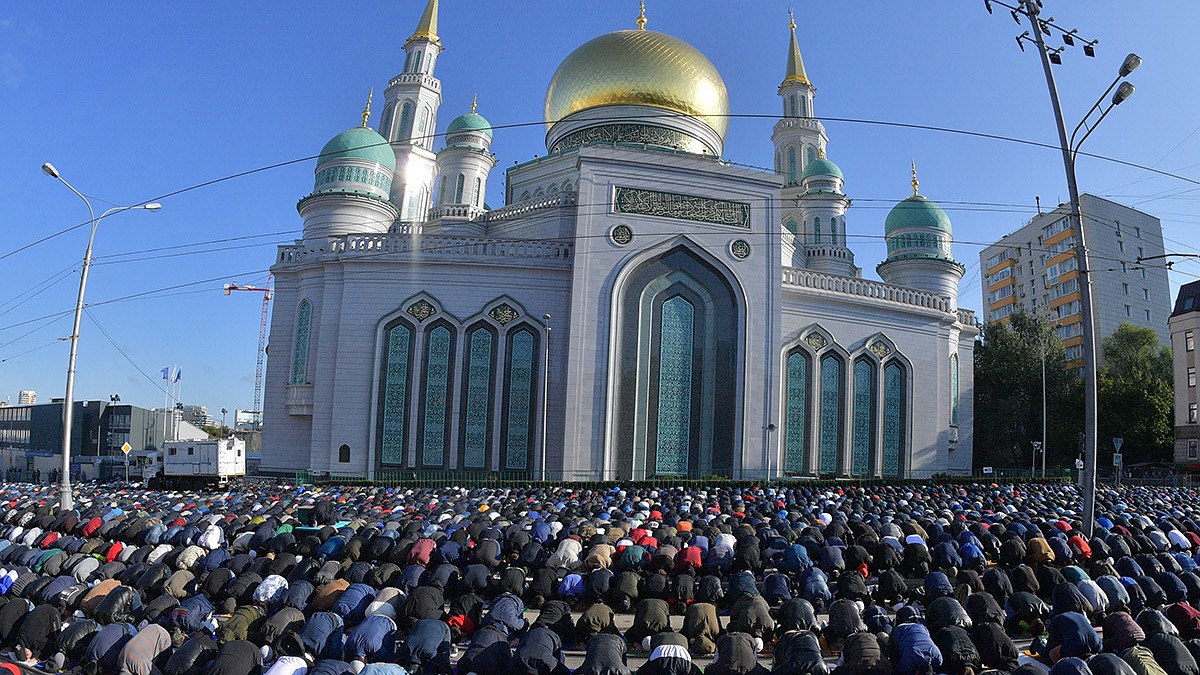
[574,633,632,675]
[704,632,768,675]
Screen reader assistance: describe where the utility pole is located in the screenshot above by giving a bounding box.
[983,0,1140,535]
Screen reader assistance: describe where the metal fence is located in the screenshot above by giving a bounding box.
[288,466,1078,489]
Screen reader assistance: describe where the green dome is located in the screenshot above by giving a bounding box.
[802,157,843,180]
[446,111,493,139]
[884,195,952,235]
[318,126,396,171]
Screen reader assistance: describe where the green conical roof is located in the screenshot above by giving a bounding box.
[884,195,952,235]
[318,126,396,171]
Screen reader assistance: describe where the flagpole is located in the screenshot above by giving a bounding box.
[162,368,169,451]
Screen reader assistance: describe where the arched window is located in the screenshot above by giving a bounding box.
[950,353,960,426]
[787,147,796,184]
[784,349,811,473]
[851,358,876,476]
[784,219,798,236]
[473,177,482,207]
[419,323,455,468]
[459,325,495,470]
[379,103,396,140]
[883,361,906,478]
[338,444,350,463]
[378,319,413,466]
[655,295,696,476]
[416,107,429,147]
[438,175,449,206]
[807,146,816,165]
[502,327,538,471]
[789,94,797,117]
[403,51,414,73]
[291,300,312,385]
[398,102,413,140]
[775,151,782,175]
[814,217,821,244]
[818,353,844,475]
[799,96,809,117]
[454,174,465,203]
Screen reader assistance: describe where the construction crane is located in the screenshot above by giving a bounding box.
[223,275,273,423]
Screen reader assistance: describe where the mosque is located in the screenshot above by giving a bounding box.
[259,1,977,480]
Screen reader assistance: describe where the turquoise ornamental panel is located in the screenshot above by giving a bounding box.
[505,330,535,470]
[291,301,311,385]
[950,353,960,426]
[852,360,874,476]
[883,362,905,477]
[656,296,695,476]
[462,329,493,469]
[380,323,411,465]
[819,354,842,475]
[421,326,452,467]
[785,351,809,473]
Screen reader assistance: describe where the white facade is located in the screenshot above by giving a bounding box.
[163,437,246,479]
[260,3,977,480]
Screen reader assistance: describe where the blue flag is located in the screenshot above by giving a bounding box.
[161,367,170,380]
[173,368,182,383]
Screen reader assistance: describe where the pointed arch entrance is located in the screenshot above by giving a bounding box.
[611,245,742,479]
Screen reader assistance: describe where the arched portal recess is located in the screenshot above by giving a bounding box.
[612,246,741,479]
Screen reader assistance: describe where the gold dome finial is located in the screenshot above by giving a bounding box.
[361,87,373,128]
[789,7,796,30]
[636,1,647,30]
[818,145,826,159]
[471,93,477,114]
[911,160,920,197]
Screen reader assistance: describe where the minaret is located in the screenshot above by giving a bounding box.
[379,0,443,223]
[877,163,966,307]
[797,147,856,276]
[432,96,497,225]
[772,10,829,268]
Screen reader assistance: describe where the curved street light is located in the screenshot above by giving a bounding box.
[1021,0,1141,536]
[42,162,161,510]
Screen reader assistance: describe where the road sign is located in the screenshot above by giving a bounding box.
[120,442,132,455]
[1075,458,1085,470]
[1113,437,1124,451]
[1113,453,1123,466]
[983,467,994,474]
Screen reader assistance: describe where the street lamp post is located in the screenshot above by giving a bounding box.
[540,314,551,482]
[42,162,161,511]
[1021,4,1140,535]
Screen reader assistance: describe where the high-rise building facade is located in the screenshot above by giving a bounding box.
[17,391,36,405]
[979,194,1171,363]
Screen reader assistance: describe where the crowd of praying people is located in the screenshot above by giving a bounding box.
[1,479,1200,675]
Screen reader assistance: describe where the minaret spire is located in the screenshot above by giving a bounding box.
[408,0,440,44]
[471,93,477,114]
[911,160,921,197]
[636,1,647,30]
[361,88,373,128]
[782,8,811,87]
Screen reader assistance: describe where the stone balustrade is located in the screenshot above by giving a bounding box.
[782,267,953,313]
[387,72,440,91]
[479,193,577,222]
[277,234,573,265]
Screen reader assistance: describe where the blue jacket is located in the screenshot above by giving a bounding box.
[891,623,942,675]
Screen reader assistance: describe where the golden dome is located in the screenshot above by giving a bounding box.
[544,29,730,138]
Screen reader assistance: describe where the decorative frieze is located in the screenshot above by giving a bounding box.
[613,186,750,229]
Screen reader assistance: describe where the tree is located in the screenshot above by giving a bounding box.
[974,312,1083,471]
[1098,322,1174,463]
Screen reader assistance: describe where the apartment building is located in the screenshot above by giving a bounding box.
[1171,281,1200,465]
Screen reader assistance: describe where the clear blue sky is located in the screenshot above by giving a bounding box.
[2,2,1198,418]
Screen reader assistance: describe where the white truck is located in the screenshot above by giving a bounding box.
[158,437,246,488]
